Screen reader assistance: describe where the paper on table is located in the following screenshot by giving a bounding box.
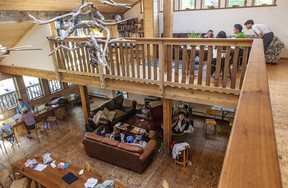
[34,164,48,171]
[84,178,98,188]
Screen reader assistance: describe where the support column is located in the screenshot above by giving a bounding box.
[163,98,172,153]
[15,76,29,102]
[143,0,158,38]
[163,0,173,38]
[41,79,51,96]
[79,85,90,125]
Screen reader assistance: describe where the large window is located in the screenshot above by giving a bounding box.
[253,0,274,6]
[226,0,246,7]
[48,80,63,93]
[0,78,18,112]
[202,0,220,9]
[23,76,43,101]
[180,0,196,10]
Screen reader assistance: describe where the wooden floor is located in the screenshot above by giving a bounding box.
[0,59,287,187]
[266,59,288,188]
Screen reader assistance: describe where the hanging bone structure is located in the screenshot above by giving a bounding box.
[29,1,133,67]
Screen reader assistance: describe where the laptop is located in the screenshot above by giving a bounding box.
[12,114,20,121]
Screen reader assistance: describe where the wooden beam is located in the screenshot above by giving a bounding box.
[163,98,172,153]
[79,85,89,125]
[0,65,57,80]
[15,75,29,102]
[41,79,51,96]
[143,0,158,37]
[218,39,282,188]
[163,0,173,38]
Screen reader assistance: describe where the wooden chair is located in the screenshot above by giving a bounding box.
[46,107,67,129]
[91,167,102,178]
[0,126,20,154]
[83,161,91,172]
[30,119,49,143]
[114,179,125,188]
[0,169,31,188]
[162,179,169,188]
[227,118,234,136]
[203,109,217,134]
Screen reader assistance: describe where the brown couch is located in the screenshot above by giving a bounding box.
[82,132,157,173]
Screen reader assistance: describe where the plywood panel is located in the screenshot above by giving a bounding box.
[0,0,138,12]
[0,22,34,48]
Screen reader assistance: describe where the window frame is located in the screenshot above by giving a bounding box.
[201,0,221,9]
[225,0,247,8]
[178,0,196,10]
[252,0,276,6]
[48,80,63,93]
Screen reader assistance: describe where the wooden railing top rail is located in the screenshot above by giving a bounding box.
[59,37,253,47]
[218,39,282,188]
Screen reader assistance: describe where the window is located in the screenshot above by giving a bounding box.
[48,80,63,93]
[159,0,163,11]
[23,76,43,101]
[253,0,274,6]
[202,0,220,9]
[0,78,18,112]
[180,0,195,10]
[226,0,246,7]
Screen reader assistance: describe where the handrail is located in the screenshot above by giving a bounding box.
[48,37,253,95]
[0,91,18,111]
[218,39,282,187]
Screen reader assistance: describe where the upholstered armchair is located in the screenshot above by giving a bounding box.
[265,36,285,64]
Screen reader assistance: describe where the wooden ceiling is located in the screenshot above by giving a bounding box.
[0,0,139,12]
[0,0,138,52]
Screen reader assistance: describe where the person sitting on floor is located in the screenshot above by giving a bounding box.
[172,112,194,133]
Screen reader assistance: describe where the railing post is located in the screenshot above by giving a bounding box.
[159,43,164,97]
[99,65,106,88]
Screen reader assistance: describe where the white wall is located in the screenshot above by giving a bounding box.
[125,0,288,57]
[124,3,143,20]
[1,25,55,70]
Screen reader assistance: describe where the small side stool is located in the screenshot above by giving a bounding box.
[174,146,189,168]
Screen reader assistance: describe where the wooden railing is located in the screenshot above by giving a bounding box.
[49,37,253,96]
[218,40,282,187]
[26,83,43,101]
[0,91,18,112]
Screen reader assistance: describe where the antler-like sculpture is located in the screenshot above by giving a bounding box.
[29,1,132,67]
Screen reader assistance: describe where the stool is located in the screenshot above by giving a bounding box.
[174,147,189,167]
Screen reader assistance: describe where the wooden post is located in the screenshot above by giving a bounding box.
[41,79,51,95]
[143,0,158,38]
[163,98,172,154]
[79,85,89,125]
[163,0,173,38]
[15,75,29,102]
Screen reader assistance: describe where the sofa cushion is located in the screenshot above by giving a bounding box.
[106,111,116,122]
[118,142,144,154]
[103,108,110,117]
[102,138,119,147]
[122,99,134,108]
[105,101,115,111]
[112,95,124,109]
[114,109,126,119]
[85,132,104,142]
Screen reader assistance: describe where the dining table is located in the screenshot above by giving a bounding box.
[11,156,104,188]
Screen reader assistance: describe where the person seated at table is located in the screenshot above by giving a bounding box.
[18,107,36,139]
[210,31,228,76]
[172,112,194,133]
[230,24,247,65]
[16,98,30,114]
[201,30,214,38]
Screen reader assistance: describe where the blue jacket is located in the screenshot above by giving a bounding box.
[16,102,31,114]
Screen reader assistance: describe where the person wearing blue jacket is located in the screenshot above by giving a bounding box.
[16,98,30,114]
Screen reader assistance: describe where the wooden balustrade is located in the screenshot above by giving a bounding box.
[0,91,18,112]
[26,83,43,101]
[48,37,253,95]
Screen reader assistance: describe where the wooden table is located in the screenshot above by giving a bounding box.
[11,157,103,188]
[114,122,156,140]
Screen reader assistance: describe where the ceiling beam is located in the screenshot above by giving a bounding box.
[0,10,120,23]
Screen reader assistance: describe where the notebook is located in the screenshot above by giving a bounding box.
[62,172,78,184]
[12,114,20,121]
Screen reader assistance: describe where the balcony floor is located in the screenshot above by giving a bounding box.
[267,59,288,187]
